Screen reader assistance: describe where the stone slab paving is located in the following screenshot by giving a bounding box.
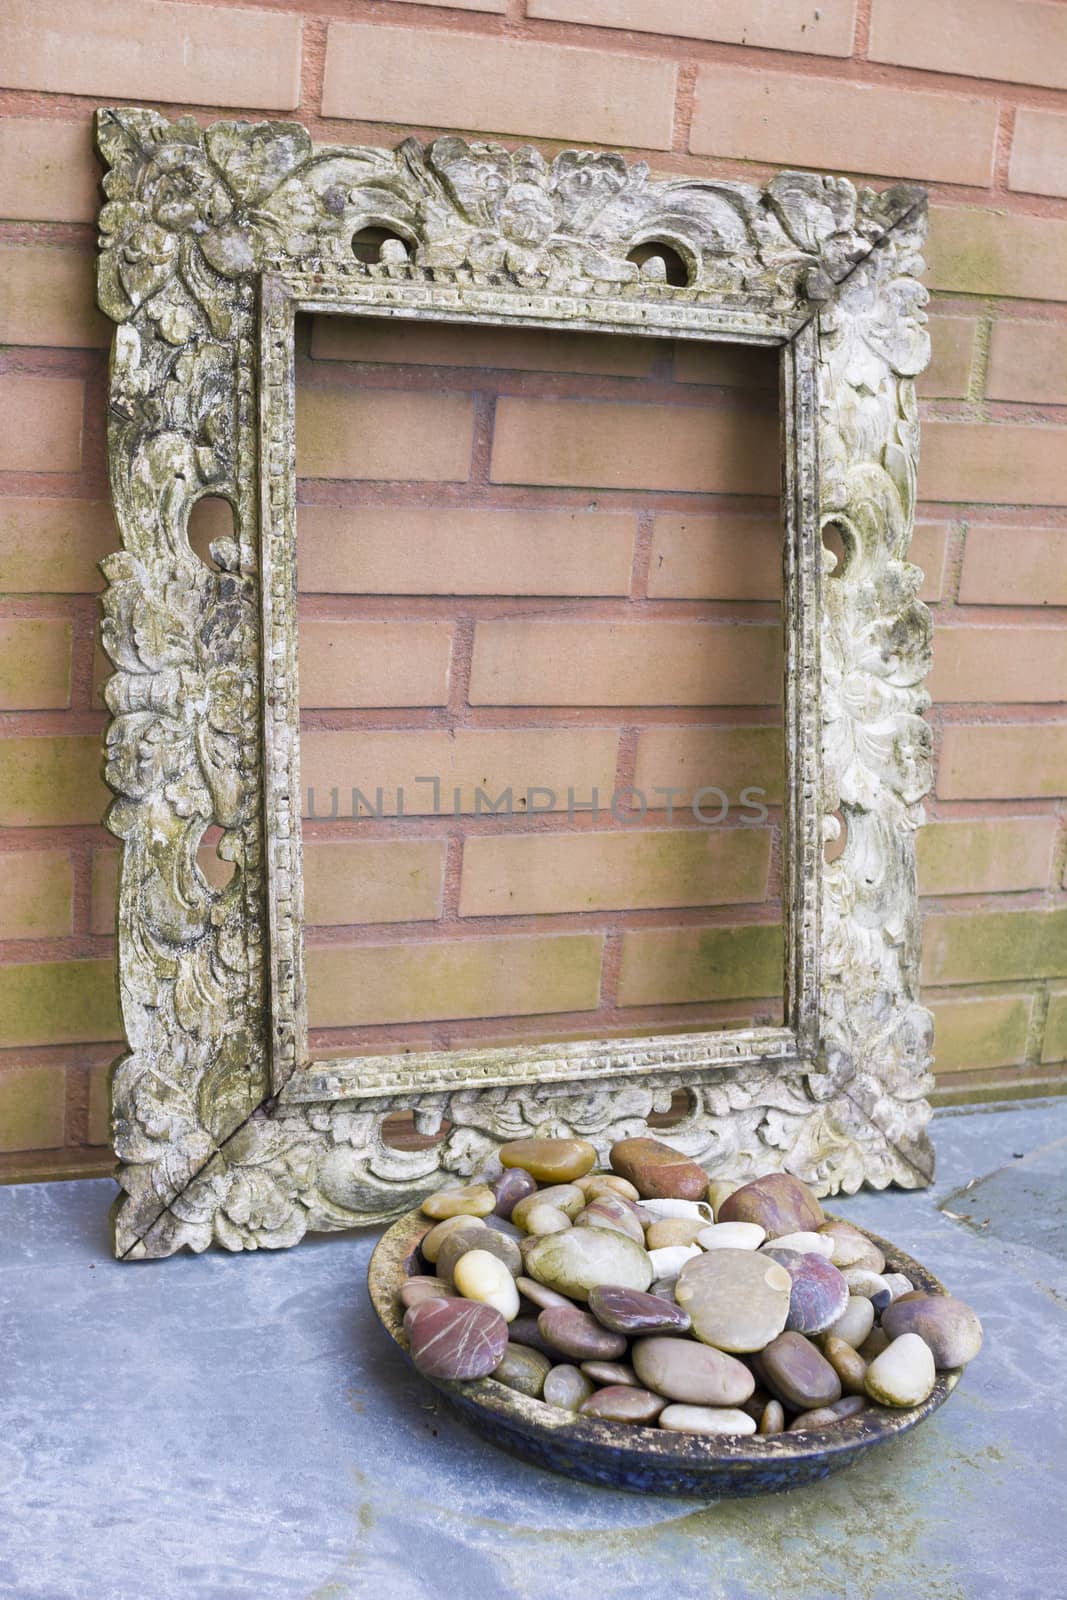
[3,1100,1066,1600]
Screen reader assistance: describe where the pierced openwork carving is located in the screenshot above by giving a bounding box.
[95,109,934,1259]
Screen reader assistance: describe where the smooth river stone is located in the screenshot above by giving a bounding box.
[421,1214,482,1264]
[824,1294,876,1349]
[609,1137,708,1201]
[508,1316,567,1362]
[518,1204,571,1237]
[675,1248,792,1353]
[841,1268,893,1311]
[581,1360,638,1387]
[759,1399,786,1435]
[399,1276,456,1310]
[515,1275,572,1311]
[717,1173,824,1238]
[646,1218,706,1250]
[697,1221,765,1251]
[817,1219,885,1273]
[543,1364,594,1411]
[525,1226,653,1303]
[579,1386,666,1424]
[404,1298,508,1380]
[499,1138,597,1183]
[763,1247,850,1335]
[757,1332,842,1410]
[577,1173,640,1202]
[421,1184,496,1221]
[821,1334,868,1395]
[574,1195,645,1244]
[632,1336,754,1407]
[492,1168,538,1220]
[538,1306,628,1361]
[659,1405,757,1437]
[865,1332,936,1407]
[453,1249,520,1321]
[882,1273,914,1302]
[587,1284,691,1336]
[492,1343,552,1398]
[705,1179,741,1218]
[513,1185,586,1229]
[437,1225,521,1286]
[769,1231,835,1257]
[881,1292,983,1369]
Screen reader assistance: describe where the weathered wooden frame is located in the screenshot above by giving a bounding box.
[96,109,935,1260]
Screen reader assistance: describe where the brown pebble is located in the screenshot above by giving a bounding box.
[492,1168,538,1220]
[756,1331,842,1410]
[581,1360,638,1387]
[538,1306,628,1362]
[646,1218,706,1250]
[398,1276,456,1310]
[579,1386,667,1424]
[499,1138,597,1184]
[717,1173,824,1238]
[759,1399,786,1435]
[609,1137,709,1201]
[577,1174,641,1202]
[822,1334,868,1395]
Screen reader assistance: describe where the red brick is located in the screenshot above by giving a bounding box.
[633,726,785,809]
[469,621,782,707]
[690,65,996,185]
[297,389,473,482]
[1009,108,1067,199]
[0,849,73,939]
[921,316,978,400]
[0,620,71,709]
[458,827,772,917]
[0,376,83,474]
[927,208,1067,302]
[0,737,109,827]
[912,523,950,604]
[917,817,1057,895]
[870,0,1067,92]
[920,422,1067,507]
[307,933,604,1028]
[527,0,857,56]
[322,23,677,150]
[296,506,636,597]
[0,1063,66,1152]
[1,0,302,110]
[0,245,109,349]
[304,840,445,927]
[931,993,1033,1072]
[672,343,778,389]
[491,397,778,495]
[937,725,1067,800]
[986,320,1067,406]
[959,525,1067,607]
[647,514,782,601]
[310,318,658,379]
[0,500,115,593]
[0,958,121,1048]
[617,923,783,1006]
[299,621,453,709]
[930,625,1067,703]
[0,118,99,224]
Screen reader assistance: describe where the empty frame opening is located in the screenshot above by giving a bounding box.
[292,313,787,1072]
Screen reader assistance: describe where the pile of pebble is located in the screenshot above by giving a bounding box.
[398,1135,982,1438]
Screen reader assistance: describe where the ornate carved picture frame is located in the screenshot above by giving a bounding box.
[96,108,935,1260]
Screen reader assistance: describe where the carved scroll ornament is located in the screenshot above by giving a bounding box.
[95,109,933,1258]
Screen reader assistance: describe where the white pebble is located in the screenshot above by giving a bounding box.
[882,1272,914,1301]
[766,1231,834,1256]
[659,1405,757,1436]
[697,1221,766,1251]
[842,1267,892,1302]
[646,1243,702,1278]
[825,1295,876,1349]
[638,1198,714,1222]
[865,1332,936,1408]
[519,1204,571,1236]
[453,1249,520,1321]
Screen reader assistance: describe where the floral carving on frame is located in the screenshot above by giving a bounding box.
[94,108,934,1260]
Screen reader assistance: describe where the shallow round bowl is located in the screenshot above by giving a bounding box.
[368,1209,961,1498]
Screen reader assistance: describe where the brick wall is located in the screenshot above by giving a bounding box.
[2,0,1067,1179]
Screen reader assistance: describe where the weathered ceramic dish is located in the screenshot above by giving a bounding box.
[368,1209,962,1497]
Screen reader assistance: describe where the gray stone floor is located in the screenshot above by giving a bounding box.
[3,1100,1066,1600]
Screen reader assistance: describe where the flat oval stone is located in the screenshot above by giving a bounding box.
[759,1398,786,1435]
[859,1326,890,1362]
[842,1268,893,1311]
[658,1404,756,1436]
[513,1185,586,1229]
[543,1364,594,1411]
[492,1168,538,1220]
[817,1219,885,1273]
[881,1292,983,1369]
[491,1343,552,1398]
[437,1225,522,1286]
[638,1198,713,1222]
[763,1247,850,1335]
[646,1218,706,1250]
[821,1334,868,1395]
[865,1332,936,1407]
[577,1174,640,1202]
[579,1386,666,1424]
[787,1406,839,1432]
[404,1297,508,1380]
[421,1184,496,1221]
[453,1249,520,1321]
[757,1332,842,1410]
[717,1173,824,1238]
[538,1305,627,1361]
[647,1244,702,1282]
[769,1231,835,1256]
[675,1248,792,1353]
[632,1336,754,1406]
[525,1226,653,1303]
[573,1195,645,1244]
[399,1276,456,1310]
[515,1275,572,1311]
[610,1137,708,1201]
[499,1138,597,1184]
[581,1360,638,1387]
[421,1214,483,1264]
[828,1394,867,1420]
[587,1284,691,1336]
[882,1273,914,1302]
[824,1294,876,1349]
[508,1315,567,1362]
[697,1221,765,1251]
[517,1204,571,1237]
